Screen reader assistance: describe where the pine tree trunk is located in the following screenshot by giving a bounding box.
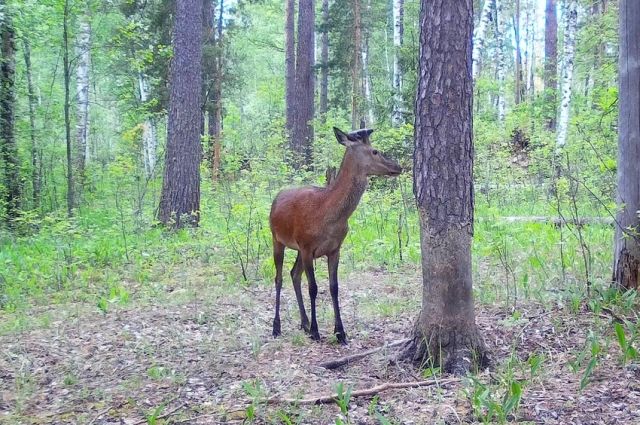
[612,0,640,290]
[404,0,488,374]
[319,0,329,120]
[63,0,74,217]
[75,8,91,186]
[494,0,507,122]
[23,38,40,209]
[351,0,363,129]
[284,0,296,140]
[391,0,404,125]
[544,0,558,130]
[203,0,223,180]
[292,0,315,166]
[556,0,577,150]
[0,7,20,222]
[158,0,203,228]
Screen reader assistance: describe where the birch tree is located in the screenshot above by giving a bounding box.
[319,0,329,120]
[544,0,558,130]
[361,0,373,125]
[472,0,493,80]
[138,72,158,177]
[351,0,363,128]
[391,0,404,125]
[556,0,577,150]
[63,0,74,216]
[494,0,507,122]
[23,38,40,208]
[284,0,295,140]
[75,8,91,184]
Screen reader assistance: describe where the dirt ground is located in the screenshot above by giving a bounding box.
[1,266,639,424]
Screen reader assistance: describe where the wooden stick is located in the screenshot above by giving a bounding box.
[318,338,411,369]
[133,403,186,425]
[265,377,460,405]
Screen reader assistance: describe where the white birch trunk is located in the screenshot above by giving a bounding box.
[556,0,578,150]
[526,1,536,96]
[138,72,158,176]
[362,35,374,125]
[75,14,91,168]
[391,0,404,125]
[472,0,494,80]
[495,0,507,122]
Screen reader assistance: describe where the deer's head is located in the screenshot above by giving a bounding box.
[333,127,402,177]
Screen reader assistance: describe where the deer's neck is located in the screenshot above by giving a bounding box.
[326,153,368,222]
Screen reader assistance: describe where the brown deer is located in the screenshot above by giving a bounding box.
[270,127,402,344]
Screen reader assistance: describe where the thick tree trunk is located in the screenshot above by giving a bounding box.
[23,38,40,209]
[63,0,74,217]
[391,0,404,125]
[319,0,329,120]
[471,0,493,81]
[556,0,577,150]
[544,0,558,130]
[494,0,507,122]
[284,0,296,140]
[75,9,91,183]
[158,0,203,228]
[0,8,20,222]
[612,0,640,290]
[292,0,315,167]
[405,0,488,374]
[351,0,363,129]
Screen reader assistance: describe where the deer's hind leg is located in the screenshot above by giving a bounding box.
[272,240,285,337]
[290,252,310,333]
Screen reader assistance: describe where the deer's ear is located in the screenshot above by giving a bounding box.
[334,127,358,146]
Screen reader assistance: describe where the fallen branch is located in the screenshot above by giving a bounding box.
[133,403,186,425]
[477,216,613,226]
[266,377,460,405]
[318,338,411,370]
[87,406,114,425]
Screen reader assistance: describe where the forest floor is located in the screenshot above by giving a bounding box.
[1,263,640,425]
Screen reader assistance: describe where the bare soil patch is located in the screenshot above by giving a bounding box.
[1,267,639,424]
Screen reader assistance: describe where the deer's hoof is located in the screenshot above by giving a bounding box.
[272,320,281,338]
[336,332,348,345]
[310,331,321,341]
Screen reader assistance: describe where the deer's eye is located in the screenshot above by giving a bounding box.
[372,150,378,155]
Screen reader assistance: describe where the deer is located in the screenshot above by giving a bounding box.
[270,127,402,344]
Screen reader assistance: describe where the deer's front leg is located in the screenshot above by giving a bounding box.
[302,253,320,341]
[328,250,347,345]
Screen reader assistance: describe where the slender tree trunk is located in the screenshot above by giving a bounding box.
[351,0,363,129]
[23,38,40,209]
[556,0,577,150]
[158,0,203,228]
[513,0,524,105]
[284,0,296,141]
[319,0,329,120]
[292,0,315,166]
[544,0,558,130]
[203,0,223,180]
[63,0,74,217]
[75,8,91,186]
[403,0,488,374]
[138,73,158,176]
[494,0,507,122]
[0,6,20,222]
[362,0,374,125]
[612,0,640,290]
[525,2,535,97]
[472,0,493,80]
[391,0,404,125]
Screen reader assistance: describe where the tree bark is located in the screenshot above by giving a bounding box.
[138,72,158,177]
[75,8,91,185]
[319,0,329,120]
[556,0,577,150]
[513,0,524,105]
[351,0,363,129]
[391,0,404,125]
[284,0,296,140]
[23,37,40,209]
[405,0,488,374]
[362,0,374,125]
[544,0,558,130]
[0,6,20,222]
[158,0,203,228]
[292,0,315,167]
[471,0,493,81]
[63,0,74,217]
[203,0,223,180]
[494,0,507,122]
[612,0,640,290]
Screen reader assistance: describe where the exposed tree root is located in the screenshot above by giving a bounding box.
[318,338,411,369]
[265,378,460,405]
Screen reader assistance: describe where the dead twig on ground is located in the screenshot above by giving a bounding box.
[265,377,460,405]
[87,406,114,425]
[133,403,186,425]
[318,338,411,369]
